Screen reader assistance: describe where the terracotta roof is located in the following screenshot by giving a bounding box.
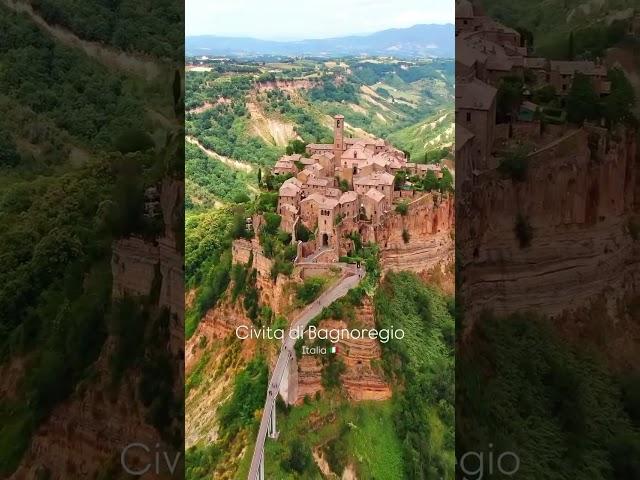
[354,171,394,187]
[365,188,385,203]
[306,143,333,150]
[456,79,497,111]
[284,177,302,188]
[279,182,301,197]
[306,177,329,187]
[456,42,487,68]
[300,193,325,204]
[339,191,358,203]
[550,60,606,77]
[455,125,475,151]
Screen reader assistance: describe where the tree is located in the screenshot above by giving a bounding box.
[604,68,636,126]
[566,73,600,124]
[498,146,529,182]
[257,167,262,185]
[514,213,533,248]
[394,171,407,190]
[396,201,409,216]
[496,76,523,122]
[281,439,311,473]
[0,135,20,167]
[402,228,410,244]
[285,139,306,155]
[568,31,575,60]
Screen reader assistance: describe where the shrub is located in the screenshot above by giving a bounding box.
[514,213,533,248]
[295,222,311,242]
[498,147,529,182]
[321,357,345,389]
[296,277,326,304]
[281,439,312,473]
[396,201,409,216]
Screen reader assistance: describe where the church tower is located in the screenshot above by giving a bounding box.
[333,114,344,161]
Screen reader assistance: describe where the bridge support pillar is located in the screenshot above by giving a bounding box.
[267,399,277,438]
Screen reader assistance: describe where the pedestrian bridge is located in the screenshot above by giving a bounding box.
[247,265,364,480]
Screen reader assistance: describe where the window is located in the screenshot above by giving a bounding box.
[466,112,471,122]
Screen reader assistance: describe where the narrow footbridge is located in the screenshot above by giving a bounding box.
[247,264,365,480]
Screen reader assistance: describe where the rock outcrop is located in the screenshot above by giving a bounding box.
[295,299,392,403]
[458,126,640,328]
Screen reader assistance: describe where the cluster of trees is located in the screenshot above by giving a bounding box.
[349,60,453,87]
[30,0,182,58]
[394,167,454,194]
[185,143,251,207]
[0,11,147,153]
[257,212,297,279]
[262,88,332,143]
[458,312,640,479]
[567,69,636,127]
[296,277,326,304]
[374,272,455,480]
[308,79,359,103]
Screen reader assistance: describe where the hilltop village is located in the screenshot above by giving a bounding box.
[455,0,629,176]
[270,115,451,262]
[455,0,640,322]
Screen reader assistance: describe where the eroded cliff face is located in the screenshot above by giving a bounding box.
[380,193,455,274]
[11,342,165,480]
[185,294,255,449]
[12,179,185,480]
[254,78,321,92]
[294,298,392,404]
[458,126,640,330]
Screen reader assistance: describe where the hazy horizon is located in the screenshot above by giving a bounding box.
[186,23,454,42]
[185,0,454,40]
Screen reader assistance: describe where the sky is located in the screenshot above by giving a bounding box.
[185,0,454,40]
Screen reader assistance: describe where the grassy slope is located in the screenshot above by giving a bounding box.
[261,399,404,479]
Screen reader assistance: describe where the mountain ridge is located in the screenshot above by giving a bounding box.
[186,24,455,58]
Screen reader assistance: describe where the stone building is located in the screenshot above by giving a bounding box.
[275,113,446,261]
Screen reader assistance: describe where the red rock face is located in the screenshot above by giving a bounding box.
[458,125,640,328]
[12,180,185,480]
[294,298,392,403]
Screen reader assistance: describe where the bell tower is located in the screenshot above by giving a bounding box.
[333,114,344,161]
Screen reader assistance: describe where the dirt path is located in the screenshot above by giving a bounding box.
[3,0,165,81]
[186,135,254,173]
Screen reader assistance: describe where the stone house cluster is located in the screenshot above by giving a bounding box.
[455,0,613,174]
[275,115,444,259]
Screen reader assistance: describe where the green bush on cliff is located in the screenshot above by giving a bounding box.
[296,277,327,304]
[218,357,268,437]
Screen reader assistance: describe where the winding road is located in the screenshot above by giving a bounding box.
[247,264,365,479]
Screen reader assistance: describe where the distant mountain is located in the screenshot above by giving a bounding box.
[186,24,454,59]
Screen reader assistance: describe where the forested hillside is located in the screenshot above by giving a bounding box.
[482,0,638,58]
[0,2,182,476]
